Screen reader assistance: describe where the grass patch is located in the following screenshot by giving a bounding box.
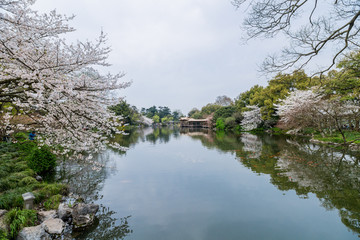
[5,208,37,239]
[313,131,360,144]
[0,142,68,210]
[0,229,7,240]
[0,141,68,239]
[43,194,62,210]
[268,127,287,135]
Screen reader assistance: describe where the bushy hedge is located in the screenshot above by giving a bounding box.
[27,146,56,175]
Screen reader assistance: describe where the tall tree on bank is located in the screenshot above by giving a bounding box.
[232,0,360,74]
[0,0,130,156]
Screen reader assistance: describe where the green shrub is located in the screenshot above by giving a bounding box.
[14,132,28,143]
[18,141,37,154]
[19,177,38,187]
[43,194,62,210]
[35,184,68,203]
[216,118,225,131]
[235,125,243,132]
[5,208,37,239]
[27,146,56,175]
[224,117,236,130]
[213,106,236,123]
[12,162,29,173]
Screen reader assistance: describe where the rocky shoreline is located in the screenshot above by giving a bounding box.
[0,200,99,240]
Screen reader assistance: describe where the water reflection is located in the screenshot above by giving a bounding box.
[57,151,133,239]
[60,127,360,238]
[73,207,132,240]
[182,129,360,236]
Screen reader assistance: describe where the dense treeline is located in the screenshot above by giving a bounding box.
[140,106,183,123]
[188,51,360,143]
[109,102,183,125]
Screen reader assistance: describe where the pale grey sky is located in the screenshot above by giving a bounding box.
[33,0,282,114]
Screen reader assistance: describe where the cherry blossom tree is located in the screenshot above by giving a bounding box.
[0,0,130,156]
[276,89,360,142]
[275,89,322,130]
[240,105,262,131]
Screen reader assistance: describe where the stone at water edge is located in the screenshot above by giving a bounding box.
[58,203,73,221]
[42,218,65,235]
[37,210,57,222]
[72,203,99,228]
[16,225,50,240]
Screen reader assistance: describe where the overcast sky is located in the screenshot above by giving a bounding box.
[33,0,282,114]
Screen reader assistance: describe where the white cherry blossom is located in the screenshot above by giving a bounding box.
[0,0,130,157]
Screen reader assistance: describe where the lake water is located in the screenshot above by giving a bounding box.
[59,127,360,240]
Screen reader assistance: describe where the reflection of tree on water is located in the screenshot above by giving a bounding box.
[58,151,117,201]
[73,206,132,240]
[183,130,360,236]
[241,133,263,158]
[112,128,153,151]
[57,151,133,239]
[89,128,360,236]
[145,126,179,144]
[275,141,360,235]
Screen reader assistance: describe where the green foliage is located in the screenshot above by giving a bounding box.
[0,142,67,210]
[200,104,221,116]
[140,106,180,123]
[0,170,35,192]
[337,51,360,79]
[27,146,56,175]
[143,106,158,118]
[43,194,62,210]
[301,128,318,135]
[152,115,160,123]
[161,116,173,124]
[158,106,171,119]
[216,118,225,131]
[187,108,200,118]
[235,85,264,110]
[19,176,38,187]
[172,110,182,121]
[0,189,24,209]
[234,70,313,122]
[188,104,222,119]
[109,100,140,125]
[18,141,37,154]
[224,117,236,130]
[35,184,68,203]
[0,183,67,209]
[0,229,7,240]
[314,131,360,144]
[191,112,203,119]
[232,111,243,124]
[235,125,243,132]
[0,182,66,210]
[213,106,236,123]
[268,127,286,135]
[249,127,265,133]
[5,208,37,239]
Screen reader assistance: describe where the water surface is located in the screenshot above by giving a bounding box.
[59,127,360,239]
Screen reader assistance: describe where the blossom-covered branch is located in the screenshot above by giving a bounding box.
[0,0,130,156]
